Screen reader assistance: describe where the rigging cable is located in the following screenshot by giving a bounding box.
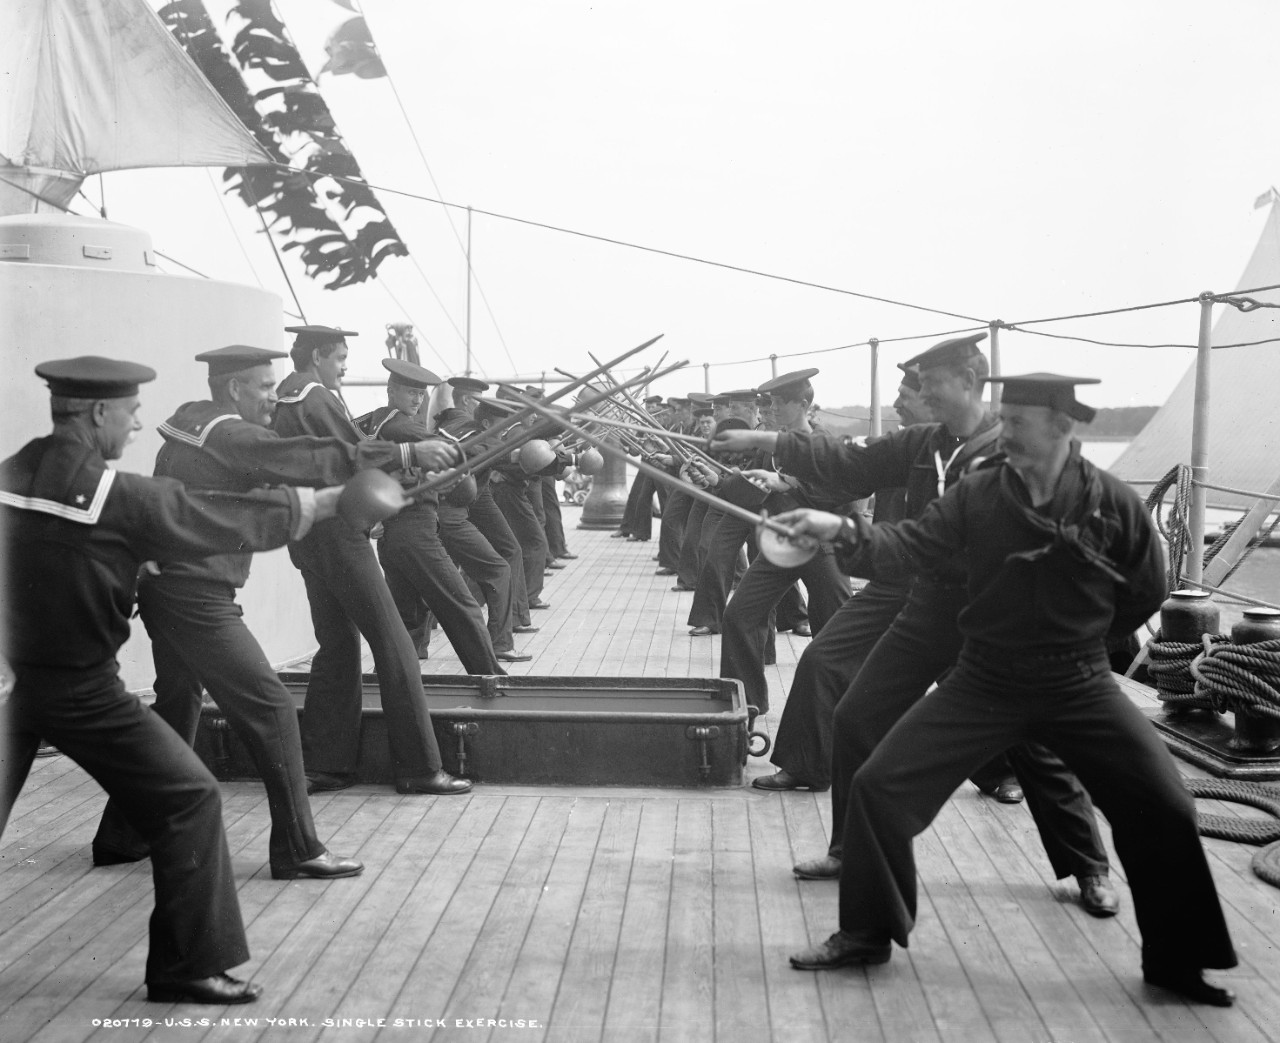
[349,8,519,376]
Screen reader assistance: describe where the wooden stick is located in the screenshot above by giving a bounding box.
[501,389,801,539]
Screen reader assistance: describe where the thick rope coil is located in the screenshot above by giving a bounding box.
[1183,778,1280,844]
[1251,841,1280,887]
[1191,635,1280,720]
[1146,629,1225,709]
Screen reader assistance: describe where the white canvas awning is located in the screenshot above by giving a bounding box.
[0,0,271,214]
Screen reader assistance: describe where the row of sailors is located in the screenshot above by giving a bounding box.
[601,335,1238,1006]
[0,325,581,1005]
[0,329,1240,1007]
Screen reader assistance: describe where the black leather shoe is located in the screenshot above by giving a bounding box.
[529,599,551,610]
[546,561,566,569]
[626,535,649,542]
[789,932,891,970]
[396,770,473,795]
[305,772,356,795]
[654,567,677,576]
[1143,966,1235,1006]
[670,584,695,592]
[978,779,1024,804]
[512,624,540,634]
[271,850,365,881]
[789,622,813,637]
[610,531,629,538]
[557,553,578,560]
[1076,874,1120,917]
[752,770,829,792]
[92,843,147,866]
[793,855,841,880]
[146,973,263,1004]
[496,650,533,662]
[689,626,717,637]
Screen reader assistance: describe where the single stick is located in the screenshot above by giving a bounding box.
[502,389,803,540]
[402,357,688,497]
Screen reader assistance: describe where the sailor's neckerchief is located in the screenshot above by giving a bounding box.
[999,440,1127,585]
[931,418,1002,498]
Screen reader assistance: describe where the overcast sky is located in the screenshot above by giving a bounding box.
[110,0,1280,409]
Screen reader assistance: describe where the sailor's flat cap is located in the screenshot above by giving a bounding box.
[195,345,288,377]
[36,357,156,398]
[383,358,442,388]
[983,372,1101,423]
[758,368,818,397]
[904,332,987,371]
[284,324,358,342]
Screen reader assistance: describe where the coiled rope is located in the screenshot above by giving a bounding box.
[1191,635,1280,720]
[1184,778,1280,844]
[1147,630,1227,710]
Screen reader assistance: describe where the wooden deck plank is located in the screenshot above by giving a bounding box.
[916,807,1051,1043]
[599,800,677,1042]
[656,800,714,1043]
[710,799,772,1043]
[391,797,541,1036]
[949,794,1155,1043]
[742,798,829,1043]
[483,797,609,1043]
[314,795,506,1039]
[544,799,642,1042]
[438,798,572,1030]
[931,797,1111,1043]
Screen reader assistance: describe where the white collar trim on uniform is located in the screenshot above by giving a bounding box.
[157,413,239,448]
[0,467,116,525]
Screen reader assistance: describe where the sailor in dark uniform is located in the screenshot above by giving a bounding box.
[270,325,471,796]
[488,391,552,611]
[519,385,575,565]
[358,359,510,671]
[94,343,454,876]
[446,396,538,633]
[754,363,924,790]
[713,335,1117,917]
[673,398,717,591]
[653,395,695,577]
[1,357,346,1004]
[718,369,851,714]
[783,374,1238,1008]
[687,390,762,636]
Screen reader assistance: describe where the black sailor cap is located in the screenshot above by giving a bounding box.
[982,372,1101,423]
[904,332,987,371]
[36,356,156,398]
[195,345,288,377]
[758,368,818,398]
[383,358,442,389]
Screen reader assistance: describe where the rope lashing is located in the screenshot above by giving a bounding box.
[1191,634,1280,720]
[1147,629,1226,710]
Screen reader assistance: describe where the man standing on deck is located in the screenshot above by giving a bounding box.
[359,359,513,671]
[2,356,349,1003]
[92,343,462,876]
[271,325,472,796]
[780,373,1237,1007]
[712,335,1117,916]
[718,368,850,714]
[753,362,1018,798]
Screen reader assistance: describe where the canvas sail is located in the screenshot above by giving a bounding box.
[1110,202,1280,510]
[0,0,270,215]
